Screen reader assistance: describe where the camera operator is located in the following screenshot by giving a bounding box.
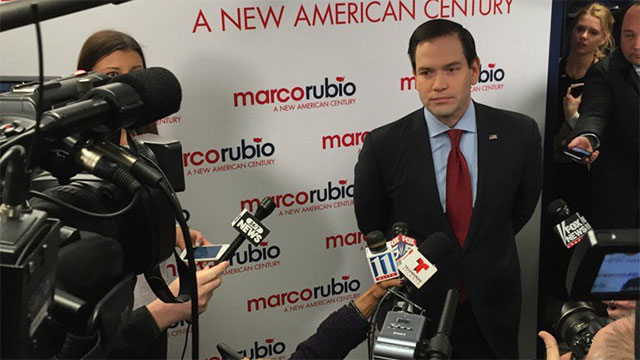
[538,315,635,360]
[73,29,226,359]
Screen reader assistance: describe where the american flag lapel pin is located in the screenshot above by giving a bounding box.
[489,134,498,140]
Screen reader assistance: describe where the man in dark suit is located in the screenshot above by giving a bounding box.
[354,19,542,359]
[567,2,640,229]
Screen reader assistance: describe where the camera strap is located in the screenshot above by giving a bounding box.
[144,250,193,303]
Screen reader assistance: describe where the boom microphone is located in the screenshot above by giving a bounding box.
[0,0,132,33]
[547,199,592,248]
[39,67,181,139]
[218,198,276,263]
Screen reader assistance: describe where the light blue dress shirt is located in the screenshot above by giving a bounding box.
[424,102,478,213]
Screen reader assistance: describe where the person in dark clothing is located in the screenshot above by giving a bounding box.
[353,19,541,359]
[74,29,226,359]
[552,2,614,218]
[290,278,402,359]
[568,2,640,229]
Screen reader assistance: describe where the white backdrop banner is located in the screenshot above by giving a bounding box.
[0,0,551,358]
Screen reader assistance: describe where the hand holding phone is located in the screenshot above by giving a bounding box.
[567,136,600,164]
[569,82,584,98]
[563,145,592,161]
[180,244,229,263]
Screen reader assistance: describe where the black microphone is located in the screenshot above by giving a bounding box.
[218,198,276,262]
[423,288,460,360]
[39,67,181,140]
[111,67,182,129]
[547,199,592,248]
[366,230,388,254]
[0,0,132,33]
[391,221,409,236]
[547,199,571,222]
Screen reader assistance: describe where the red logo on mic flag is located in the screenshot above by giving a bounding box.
[414,258,430,273]
[398,249,438,289]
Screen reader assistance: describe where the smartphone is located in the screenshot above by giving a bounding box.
[179,244,229,262]
[570,83,584,97]
[217,342,243,360]
[563,146,592,161]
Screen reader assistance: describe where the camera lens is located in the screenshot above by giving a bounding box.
[555,301,611,359]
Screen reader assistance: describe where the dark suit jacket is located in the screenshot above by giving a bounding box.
[573,48,640,228]
[354,102,542,359]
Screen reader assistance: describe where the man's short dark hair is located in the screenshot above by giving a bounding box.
[408,19,477,71]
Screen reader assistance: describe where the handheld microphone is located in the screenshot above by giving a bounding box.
[547,199,592,248]
[365,230,400,283]
[388,221,417,263]
[397,232,448,289]
[39,67,181,140]
[218,198,276,263]
[373,233,451,360]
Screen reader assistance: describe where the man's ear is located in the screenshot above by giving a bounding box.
[471,57,480,85]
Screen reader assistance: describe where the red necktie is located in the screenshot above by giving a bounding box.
[445,129,472,302]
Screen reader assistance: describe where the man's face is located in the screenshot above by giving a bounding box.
[621,5,640,66]
[413,34,479,126]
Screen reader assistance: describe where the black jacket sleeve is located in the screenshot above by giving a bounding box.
[354,132,391,235]
[109,306,166,359]
[289,305,370,359]
[573,58,611,140]
[511,117,542,234]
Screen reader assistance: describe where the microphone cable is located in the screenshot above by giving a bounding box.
[24,3,43,172]
[125,133,200,360]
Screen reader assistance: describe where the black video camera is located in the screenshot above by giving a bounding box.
[554,229,639,360]
[0,69,188,358]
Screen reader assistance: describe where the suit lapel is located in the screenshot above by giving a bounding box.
[407,110,456,244]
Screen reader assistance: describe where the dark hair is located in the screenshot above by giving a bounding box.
[77,30,146,72]
[77,30,156,135]
[408,19,477,71]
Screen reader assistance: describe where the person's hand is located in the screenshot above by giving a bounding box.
[538,331,559,360]
[354,278,403,318]
[146,261,230,330]
[603,300,636,319]
[563,86,581,121]
[567,136,599,164]
[538,331,572,360]
[175,227,212,251]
